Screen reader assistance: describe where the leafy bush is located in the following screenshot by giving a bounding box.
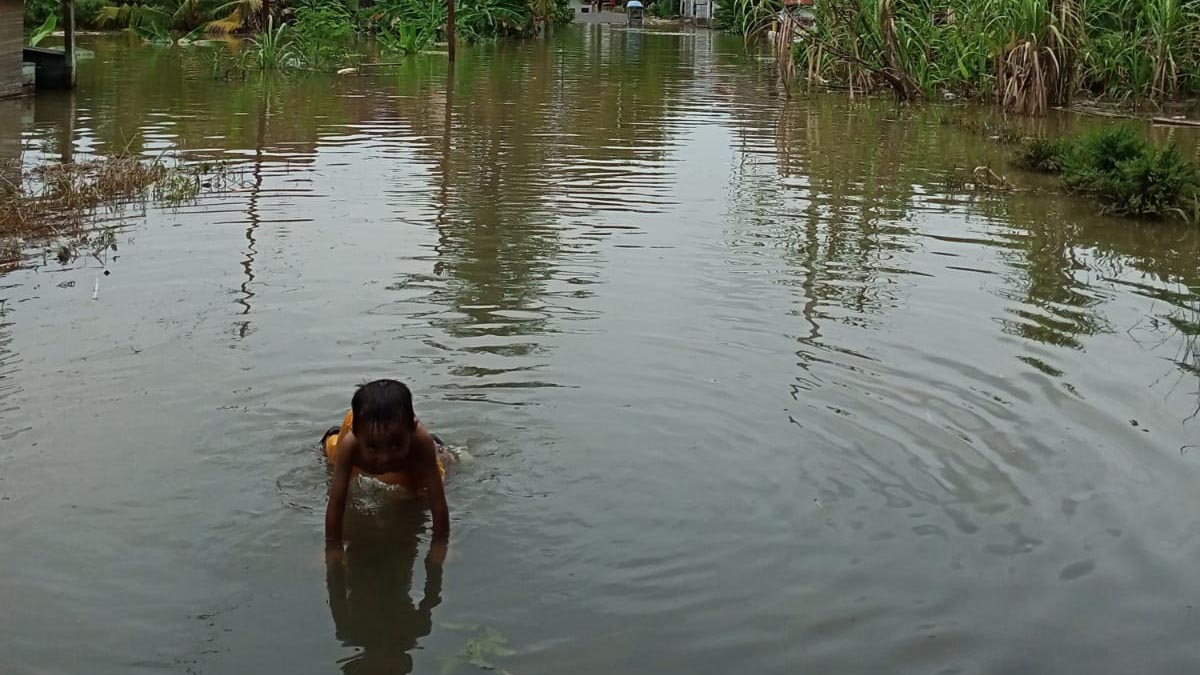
[1100,144,1198,218]
[457,0,532,40]
[376,20,434,54]
[1013,126,1200,222]
[549,0,573,25]
[1013,137,1070,173]
[23,0,58,30]
[292,0,355,68]
[1060,126,1146,192]
[75,0,110,26]
[367,0,447,44]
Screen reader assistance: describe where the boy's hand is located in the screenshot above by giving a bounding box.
[325,435,355,554]
[419,438,450,541]
[324,544,346,568]
[427,540,449,567]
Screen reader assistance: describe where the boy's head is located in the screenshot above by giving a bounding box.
[351,379,416,458]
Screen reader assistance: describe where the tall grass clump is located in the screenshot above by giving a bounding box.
[240,16,297,71]
[720,0,1200,113]
[989,0,1076,115]
[713,0,779,37]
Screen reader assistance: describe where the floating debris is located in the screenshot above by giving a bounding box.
[440,623,518,674]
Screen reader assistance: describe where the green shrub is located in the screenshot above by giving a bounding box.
[376,20,433,54]
[550,0,574,24]
[23,0,57,31]
[1102,144,1198,218]
[292,0,355,69]
[1010,126,1200,223]
[75,0,109,26]
[1013,137,1070,173]
[1034,126,1200,221]
[1061,126,1146,192]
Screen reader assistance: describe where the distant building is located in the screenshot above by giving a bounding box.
[1,0,23,98]
[680,0,714,24]
[680,0,807,26]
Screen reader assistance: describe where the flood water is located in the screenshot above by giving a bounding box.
[2,26,1199,675]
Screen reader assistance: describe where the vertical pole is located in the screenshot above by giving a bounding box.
[62,90,76,162]
[433,62,454,273]
[440,64,453,208]
[447,0,456,62]
[60,0,75,88]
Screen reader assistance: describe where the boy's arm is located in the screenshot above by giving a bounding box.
[418,548,445,611]
[325,546,351,631]
[422,441,450,542]
[325,437,355,551]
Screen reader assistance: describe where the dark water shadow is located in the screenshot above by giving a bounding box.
[327,500,442,674]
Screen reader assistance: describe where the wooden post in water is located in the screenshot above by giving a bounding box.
[60,0,75,87]
[447,0,456,62]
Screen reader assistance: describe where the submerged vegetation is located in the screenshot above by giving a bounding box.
[0,155,235,267]
[1013,127,1200,220]
[718,0,1200,112]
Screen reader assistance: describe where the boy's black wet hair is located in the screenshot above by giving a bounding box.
[351,379,416,434]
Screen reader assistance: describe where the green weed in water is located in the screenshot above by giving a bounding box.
[1,155,235,241]
[1100,144,1198,218]
[1013,137,1070,173]
[1060,125,1146,191]
[1010,126,1200,222]
[240,16,298,71]
[439,623,518,674]
[377,20,434,55]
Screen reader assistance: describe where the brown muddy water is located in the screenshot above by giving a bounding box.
[1,26,1199,675]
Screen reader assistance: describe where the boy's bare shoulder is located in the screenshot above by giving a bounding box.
[412,422,439,458]
[336,430,360,458]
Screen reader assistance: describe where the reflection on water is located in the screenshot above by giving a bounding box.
[328,501,440,674]
[234,88,270,341]
[0,24,1199,675]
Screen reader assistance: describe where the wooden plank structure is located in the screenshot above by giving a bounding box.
[0,0,23,98]
[1,0,75,97]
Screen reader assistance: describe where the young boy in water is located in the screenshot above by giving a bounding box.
[322,380,452,556]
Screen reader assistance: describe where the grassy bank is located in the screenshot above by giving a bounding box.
[24,0,574,64]
[718,0,1200,113]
